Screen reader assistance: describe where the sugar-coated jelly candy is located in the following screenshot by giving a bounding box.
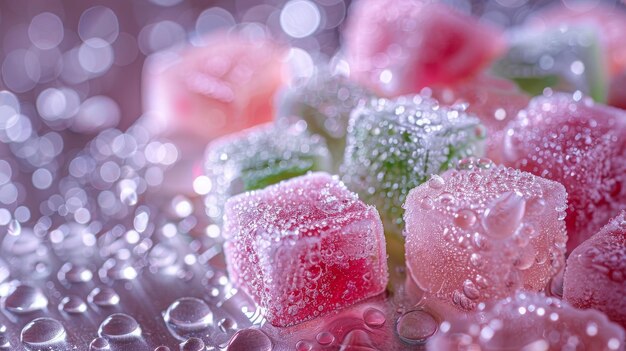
[342,94,484,236]
[564,211,626,329]
[404,158,567,311]
[428,292,625,351]
[492,25,607,102]
[344,0,504,96]
[204,122,331,224]
[278,69,373,170]
[426,74,530,163]
[501,92,626,252]
[223,172,388,327]
[144,30,286,140]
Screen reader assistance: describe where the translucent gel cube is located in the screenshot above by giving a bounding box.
[426,75,530,163]
[341,95,484,236]
[204,123,331,224]
[404,158,568,311]
[344,0,504,96]
[223,172,388,327]
[501,92,626,251]
[564,211,626,329]
[278,70,373,170]
[428,292,625,351]
[492,25,607,102]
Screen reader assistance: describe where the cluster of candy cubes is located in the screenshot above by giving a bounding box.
[152,0,626,349]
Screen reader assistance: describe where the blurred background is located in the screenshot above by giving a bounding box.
[2,0,621,142]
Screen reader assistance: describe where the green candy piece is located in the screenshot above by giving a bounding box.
[204,123,331,223]
[492,25,607,102]
[341,95,485,237]
[278,70,374,171]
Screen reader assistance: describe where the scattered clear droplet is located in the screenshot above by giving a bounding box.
[316,331,335,346]
[482,191,526,239]
[89,337,110,350]
[59,296,87,314]
[98,313,141,340]
[88,287,120,307]
[227,328,272,351]
[363,307,386,328]
[7,219,21,236]
[20,318,66,346]
[180,337,204,351]
[396,310,438,345]
[4,284,48,314]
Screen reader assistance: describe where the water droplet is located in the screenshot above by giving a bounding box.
[154,346,170,351]
[396,310,438,345]
[164,297,213,339]
[514,247,536,270]
[98,313,141,340]
[470,253,483,268]
[180,337,204,351]
[20,318,66,346]
[316,331,335,346]
[454,209,476,229]
[4,284,48,313]
[428,175,445,189]
[7,219,21,236]
[218,318,237,332]
[59,296,87,314]
[0,336,10,349]
[88,287,120,307]
[463,280,480,300]
[363,307,386,328]
[296,340,313,351]
[227,329,272,351]
[341,329,376,350]
[420,196,434,210]
[58,263,93,283]
[89,337,110,350]
[482,191,526,239]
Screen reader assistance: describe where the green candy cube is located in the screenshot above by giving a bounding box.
[204,122,331,223]
[492,25,607,102]
[278,70,373,171]
[341,95,485,237]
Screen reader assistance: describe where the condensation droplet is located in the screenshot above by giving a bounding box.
[180,337,204,351]
[59,296,87,314]
[316,331,335,346]
[89,337,110,350]
[363,307,386,328]
[88,287,120,307]
[98,313,141,340]
[482,191,526,239]
[20,318,66,346]
[4,284,48,314]
[396,310,438,345]
[227,329,272,351]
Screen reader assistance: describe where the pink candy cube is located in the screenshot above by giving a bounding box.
[223,173,388,327]
[404,158,567,311]
[564,211,626,329]
[501,92,626,251]
[144,30,286,140]
[429,292,625,351]
[344,0,504,97]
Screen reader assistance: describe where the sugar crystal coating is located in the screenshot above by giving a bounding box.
[493,25,607,102]
[342,94,485,236]
[426,75,530,163]
[223,172,388,327]
[564,211,626,329]
[344,0,504,96]
[428,292,626,351]
[278,70,374,169]
[404,158,568,311]
[204,123,331,224]
[501,92,626,251]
